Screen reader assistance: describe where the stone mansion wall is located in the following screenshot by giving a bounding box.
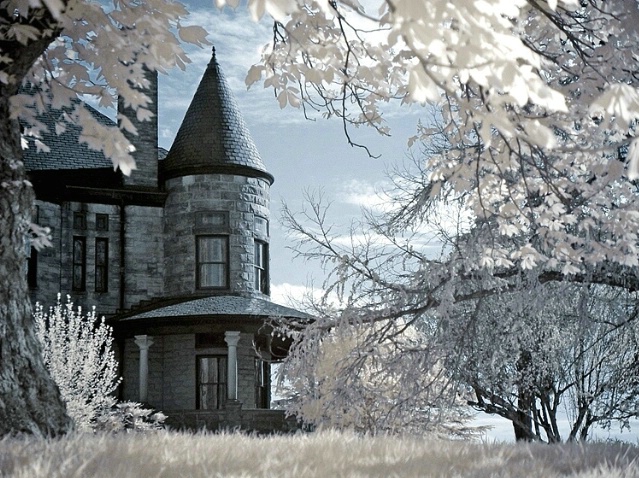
[121,332,260,410]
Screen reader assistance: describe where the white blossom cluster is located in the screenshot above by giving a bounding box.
[34,295,121,432]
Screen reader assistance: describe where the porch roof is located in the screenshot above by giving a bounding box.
[118,295,310,322]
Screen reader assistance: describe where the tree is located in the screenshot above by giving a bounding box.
[451,282,639,442]
[275,314,478,437]
[281,168,639,441]
[34,296,120,433]
[237,0,639,283]
[0,0,206,436]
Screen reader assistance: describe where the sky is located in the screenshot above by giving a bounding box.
[153,3,639,444]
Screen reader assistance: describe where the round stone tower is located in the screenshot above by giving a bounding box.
[161,48,274,298]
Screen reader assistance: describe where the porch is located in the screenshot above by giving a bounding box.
[164,403,300,434]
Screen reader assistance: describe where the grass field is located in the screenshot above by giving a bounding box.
[1,431,638,477]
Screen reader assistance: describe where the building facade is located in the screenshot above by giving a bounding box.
[24,48,307,433]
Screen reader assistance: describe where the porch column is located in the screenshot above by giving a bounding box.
[134,335,153,402]
[224,331,240,401]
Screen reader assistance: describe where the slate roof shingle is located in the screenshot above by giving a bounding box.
[23,101,116,172]
[119,295,310,322]
[162,47,273,184]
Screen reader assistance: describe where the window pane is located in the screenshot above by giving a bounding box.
[199,237,226,262]
[196,212,228,228]
[197,236,228,289]
[254,241,268,294]
[199,264,226,288]
[254,242,263,265]
[73,212,86,230]
[96,214,109,231]
[73,265,83,289]
[72,237,85,291]
[254,217,268,237]
[198,356,227,410]
[96,239,107,265]
[73,238,84,262]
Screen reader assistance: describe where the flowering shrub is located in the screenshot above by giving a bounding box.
[34,295,120,432]
[34,295,166,433]
[94,402,166,433]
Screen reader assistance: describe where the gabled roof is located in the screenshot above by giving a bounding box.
[162,47,273,184]
[23,101,115,172]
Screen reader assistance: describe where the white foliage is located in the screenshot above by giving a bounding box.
[34,295,121,433]
[276,314,478,437]
[223,0,639,274]
[9,0,210,175]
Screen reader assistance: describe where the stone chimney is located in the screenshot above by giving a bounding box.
[118,67,159,188]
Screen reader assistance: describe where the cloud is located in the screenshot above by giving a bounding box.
[270,282,315,307]
[337,178,392,211]
[270,282,347,310]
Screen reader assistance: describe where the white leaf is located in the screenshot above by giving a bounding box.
[34,139,50,153]
[277,90,287,108]
[178,25,209,47]
[627,138,639,180]
[245,65,264,87]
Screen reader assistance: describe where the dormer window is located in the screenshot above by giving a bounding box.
[196,235,229,289]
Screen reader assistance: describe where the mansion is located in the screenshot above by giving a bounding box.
[24,47,308,433]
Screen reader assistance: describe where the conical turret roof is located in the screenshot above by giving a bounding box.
[163,48,273,184]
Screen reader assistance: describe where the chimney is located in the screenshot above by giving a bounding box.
[118,67,159,188]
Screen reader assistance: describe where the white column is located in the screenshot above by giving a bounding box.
[224,331,240,401]
[134,335,154,403]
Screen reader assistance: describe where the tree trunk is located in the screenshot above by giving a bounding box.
[0,7,72,435]
[512,396,535,441]
[0,93,73,436]
[513,352,535,441]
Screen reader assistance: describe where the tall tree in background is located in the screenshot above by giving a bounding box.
[281,179,639,441]
[241,0,639,283]
[0,0,206,436]
[452,283,639,442]
[231,0,639,440]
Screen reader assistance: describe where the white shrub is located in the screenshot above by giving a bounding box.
[34,295,121,432]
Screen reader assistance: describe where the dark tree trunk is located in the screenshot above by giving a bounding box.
[0,7,72,436]
[513,352,535,441]
[512,391,535,442]
[0,93,72,436]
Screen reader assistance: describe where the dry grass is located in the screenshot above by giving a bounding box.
[1,431,638,477]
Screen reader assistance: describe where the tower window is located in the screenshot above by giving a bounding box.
[254,240,269,294]
[72,236,86,291]
[254,216,269,238]
[197,355,227,410]
[195,211,228,230]
[196,236,229,289]
[95,238,108,292]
